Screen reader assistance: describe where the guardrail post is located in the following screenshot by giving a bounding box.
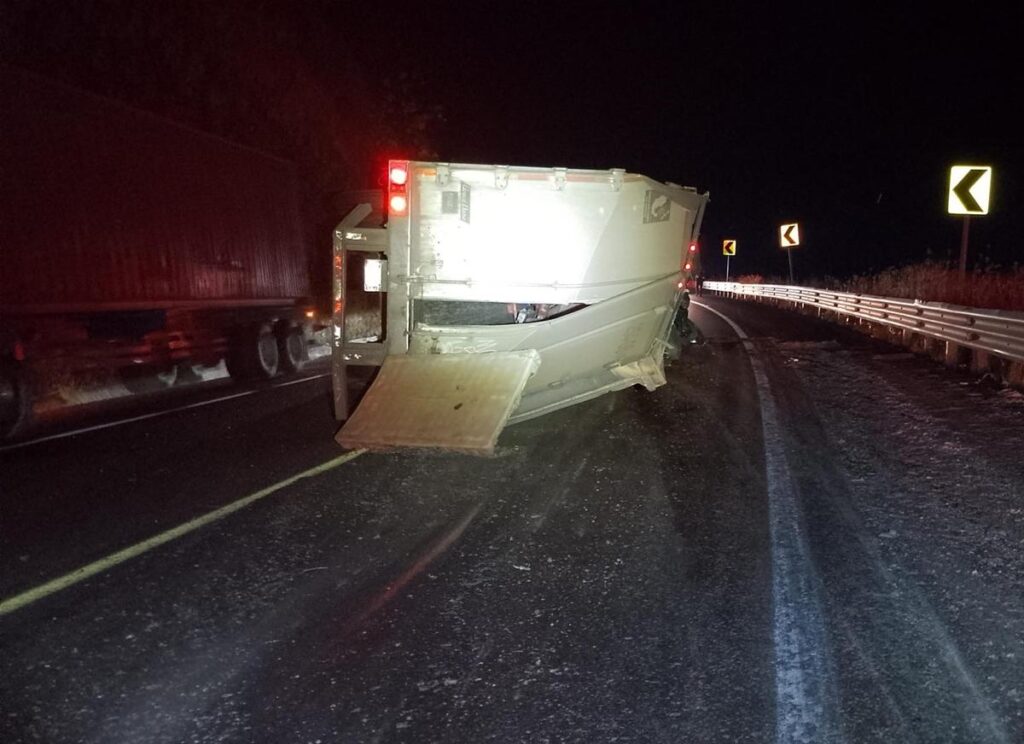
[907,332,931,355]
[869,323,890,341]
[944,341,969,369]
[924,337,944,362]
[970,349,992,375]
[1007,360,1024,389]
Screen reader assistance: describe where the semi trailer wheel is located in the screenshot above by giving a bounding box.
[276,322,308,374]
[226,322,279,380]
[0,361,31,439]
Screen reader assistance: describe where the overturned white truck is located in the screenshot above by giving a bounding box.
[332,161,708,454]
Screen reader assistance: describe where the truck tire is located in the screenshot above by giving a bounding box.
[0,361,32,440]
[276,322,308,375]
[226,322,279,380]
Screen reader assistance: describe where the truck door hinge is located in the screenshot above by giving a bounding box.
[494,166,509,190]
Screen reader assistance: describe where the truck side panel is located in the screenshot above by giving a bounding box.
[0,65,310,311]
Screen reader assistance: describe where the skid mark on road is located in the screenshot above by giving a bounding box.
[0,447,365,617]
[343,500,484,633]
[531,455,588,532]
[693,301,838,744]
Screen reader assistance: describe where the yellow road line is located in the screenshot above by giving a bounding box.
[0,448,365,617]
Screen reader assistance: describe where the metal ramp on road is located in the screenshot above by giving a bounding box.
[336,350,540,456]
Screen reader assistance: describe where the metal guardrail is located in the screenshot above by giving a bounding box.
[703,281,1024,364]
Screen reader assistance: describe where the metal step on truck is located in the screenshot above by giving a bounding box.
[332,161,709,455]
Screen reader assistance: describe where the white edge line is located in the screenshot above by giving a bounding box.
[0,373,330,453]
[693,299,834,743]
[691,299,750,340]
[0,447,365,617]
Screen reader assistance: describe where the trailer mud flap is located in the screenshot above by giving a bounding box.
[336,350,541,455]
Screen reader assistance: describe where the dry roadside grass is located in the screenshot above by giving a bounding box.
[730,263,1024,311]
[835,262,1024,311]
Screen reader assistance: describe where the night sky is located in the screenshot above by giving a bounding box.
[342,2,1021,281]
[4,1,1021,280]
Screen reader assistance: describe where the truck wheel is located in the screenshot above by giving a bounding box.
[276,322,307,374]
[226,323,279,380]
[0,362,32,439]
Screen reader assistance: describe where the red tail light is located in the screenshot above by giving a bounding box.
[388,159,410,216]
[688,241,698,254]
[389,165,409,186]
[684,262,693,272]
[389,194,408,213]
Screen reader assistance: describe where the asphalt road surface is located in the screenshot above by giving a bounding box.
[2,297,1022,743]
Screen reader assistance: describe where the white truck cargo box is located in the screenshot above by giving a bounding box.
[332,161,708,454]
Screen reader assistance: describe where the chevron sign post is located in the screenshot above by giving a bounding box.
[948,165,992,278]
[779,223,800,283]
[723,239,736,281]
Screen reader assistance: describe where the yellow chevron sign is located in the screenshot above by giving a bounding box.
[722,239,737,256]
[948,166,992,215]
[779,223,800,248]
